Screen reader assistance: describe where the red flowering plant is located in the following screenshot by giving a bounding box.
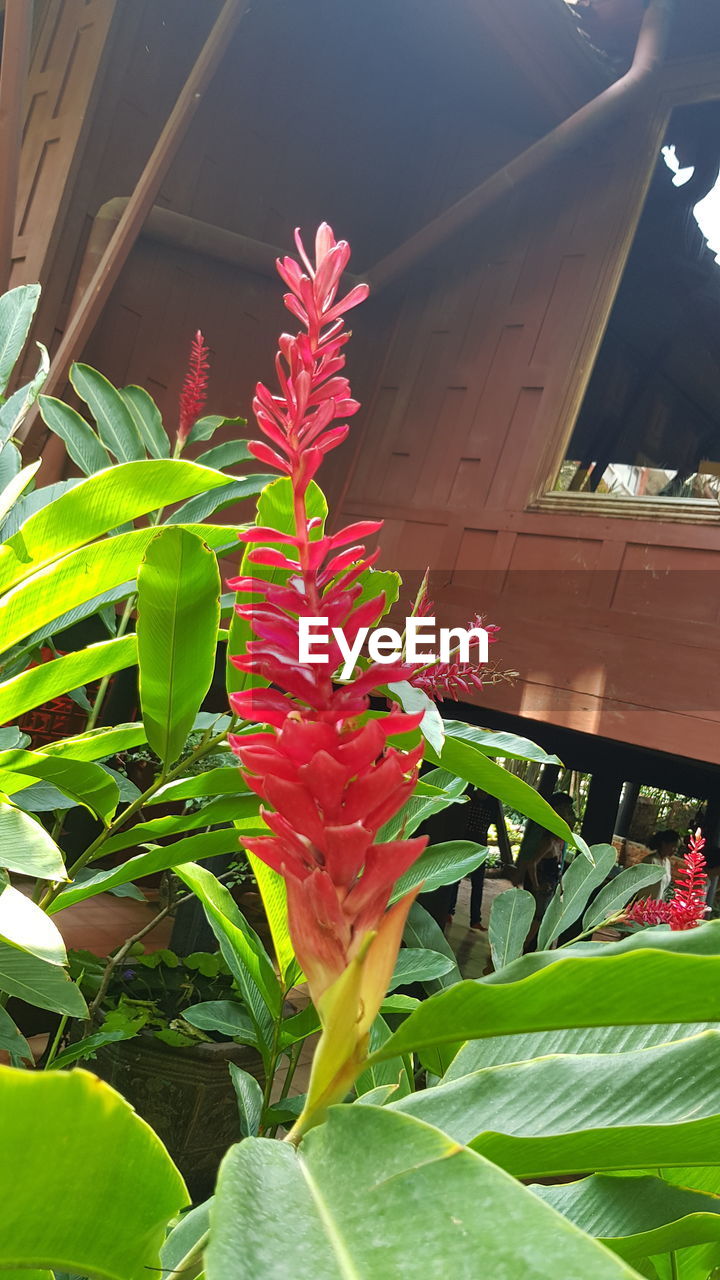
[176,329,211,453]
[226,225,434,1136]
[625,829,708,931]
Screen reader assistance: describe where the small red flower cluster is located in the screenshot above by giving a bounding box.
[177,330,210,445]
[625,830,708,931]
[407,584,499,702]
[227,226,427,1003]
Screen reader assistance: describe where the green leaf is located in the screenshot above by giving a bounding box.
[205,1106,642,1280]
[388,680,445,754]
[168,474,275,524]
[160,1198,210,1280]
[196,440,252,470]
[38,396,110,474]
[0,635,137,723]
[0,458,233,595]
[0,1005,32,1066]
[0,803,67,879]
[119,385,170,459]
[70,363,145,461]
[0,749,119,824]
[537,843,617,950]
[389,948,455,990]
[0,460,41,526]
[583,864,667,931]
[48,827,243,913]
[175,863,282,1057]
[99,794,259,855]
[183,1000,259,1046]
[488,887,536,970]
[429,734,589,856]
[245,850,299,986]
[0,944,86,1015]
[229,1062,264,1139]
[403,901,462,992]
[41,721,148,761]
[0,885,67,964]
[136,527,221,768]
[0,284,40,395]
[370,922,720,1062]
[188,414,245,445]
[390,839,487,903]
[355,1014,412,1100]
[50,1026,139,1070]
[533,1174,720,1262]
[0,1065,187,1278]
[391,1031,720,1179]
[379,767,468,842]
[442,721,563,764]
[0,440,21,487]
[149,765,247,804]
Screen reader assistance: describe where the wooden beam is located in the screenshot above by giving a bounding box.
[20,0,249,433]
[0,0,32,292]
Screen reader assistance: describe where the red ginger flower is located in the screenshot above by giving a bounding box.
[407,574,501,702]
[625,830,708,931]
[227,225,427,1016]
[177,330,210,445]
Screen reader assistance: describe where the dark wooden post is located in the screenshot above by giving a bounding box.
[581,773,625,847]
[616,782,641,838]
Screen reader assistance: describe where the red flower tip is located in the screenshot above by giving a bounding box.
[626,830,708,932]
[178,329,210,445]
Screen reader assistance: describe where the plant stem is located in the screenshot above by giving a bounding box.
[86,595,136,731]
[164,1230,209,1280]
[44,1013,68,1069]
[39,723,233,911]
[265,1037,304,1139]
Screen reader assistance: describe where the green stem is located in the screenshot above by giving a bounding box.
[39,723,233,911]
[86,595,136,731]
[164,1230,209,1280]
[44,1013,68,1069]
[265,1037,303,1139]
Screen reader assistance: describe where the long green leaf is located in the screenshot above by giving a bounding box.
[0,1066,186,1279]
[489,887,536,969]
[183,1000,259,1047]
[389,948,455,989]
[0,1006,32,1066]
[583,864,666,931]
[0,803,67,879]
[0,460,40,525]
[0,944,86,1015]
[70,363,145,461]
[0,635,137,723]
[205,1106,642,1280]
[119,385,170,458]
[443,720,563,765]
[0,284,40,395]
[148,765,247,804]
[537,844,617,950]
[196,440,252,470]
[391,840,487,903]
[0,748,119,823]
[1,343,50,438]
[99,794,260,855]
[41,721,148,761]
[230,1063,264,1139]
[38,396,110,474]
[168,474,275,524]
[245,849,298,986]
[136,527,221,768]
[0,885,67,964]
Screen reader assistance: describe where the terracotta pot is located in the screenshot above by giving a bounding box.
[94,1033,264,1201]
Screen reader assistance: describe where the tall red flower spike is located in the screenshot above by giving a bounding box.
[227,225,428,1098]
[625,829,708,931]
[177,330,210,446]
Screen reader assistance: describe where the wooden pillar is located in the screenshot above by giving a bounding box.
[581,772,624,848]
[538,762,561,799]
[615,782,641,838]
[0,0,32,291]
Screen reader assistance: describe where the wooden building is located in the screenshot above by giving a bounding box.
[2,0,720,837]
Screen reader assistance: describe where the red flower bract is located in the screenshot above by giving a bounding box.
[227,225,428,1006]
[177,329,210,445]
[625,830,708,932]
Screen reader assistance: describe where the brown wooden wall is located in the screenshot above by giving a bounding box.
[14,0,720,767]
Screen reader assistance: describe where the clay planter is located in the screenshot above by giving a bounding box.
[94,1033,264,1201]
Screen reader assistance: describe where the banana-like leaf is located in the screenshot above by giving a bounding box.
[0,343,49,439]
[38,396,110,475]
[70,363,145,461]
[389,948,455,989]
[0,1005,32,1066]
[42,721,148,761]
[0,635,137,724]
[442,720,563,764]
[229,1063,264,1139]
[183,1000,259,1047]
[0,1066,187,1279]
[0,284,40,396]
[390,840,487,903]
[100,794,260,855]
[245,850,299,987]
[119,385,170,458]
[0,460,40,525]
[388,680,444,754]
[196,440,252,470]
[489,887,536,969]
[537,844,617,950]
[0,885,67,964]
[0,943,86,1015]
[136,527,221,769]
[167,474,275,524]
[583,864,666,931]
[355,1014,412,1100]
[379,767,468,842]
[0,748,119,823]
[205,1106,642,1280]
[148,765,247,804]
[0,803,67,879]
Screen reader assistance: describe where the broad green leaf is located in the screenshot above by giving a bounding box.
[0,943,86,1015]
[371,922,720,1062]
[41,721,148,761]
[48,827,243,913]
[0,635,137,724]
[100,794,260,855]
[428,734,589,857]
[391,1030,720,1178]
[537,843,617,950]
[388,680,445,754]
[226,477,327,695]
[149,765,247,804]
[188,413,245,445]
[0,749,118,823]
[0,458,233,594]
[379,767,468,842]
[389,948,455,989]
[643,1169,720,1280]
[0,460,40,525]
[119,385,170,458]
[0,1006,32,1066]
[0,885,67,964]
[390,839,487,903]
[175,863,282,1055]
[355,1014,412,1100]
[205,1105,642,1280]
[0,476,77,541]
[230,1063,264,1138]
[403,901,462,991]
[1,358,46,453]
[196,440,252,470]
[245,850,298,986]
[50,1026,139,1070]
[533,1174,720,1261]
[446,1021,720,1079]
[0,440,21,487]
[489,887,536,970]
[136,527,221,768]
[583,864,666,931]
[0,726,29,750]
[168,474,275,524]
[442,720,563,765]
[279,1002,320,1050]
[70,363,145,461]
[0,283,40,395]
[0,1065,187,1279]
[160,1198,211,1279]
[183,1000,259,1047]
[0,523,232,657]
[0,803,67,879]
[38,395,110,474]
